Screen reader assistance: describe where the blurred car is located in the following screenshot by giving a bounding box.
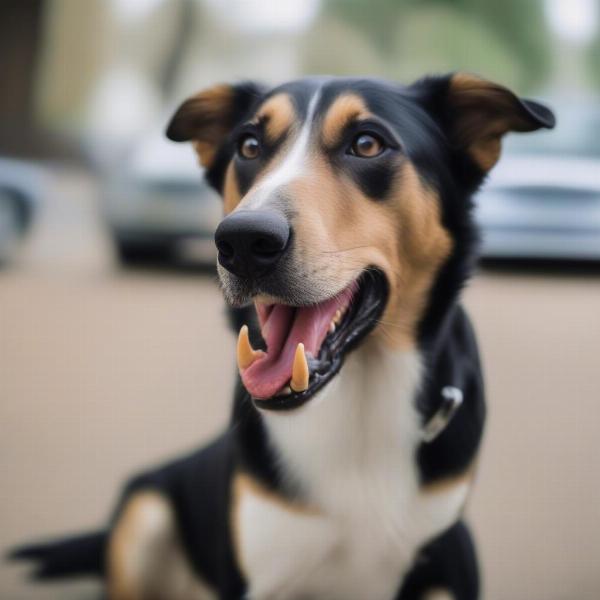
[0,158,40,265]
[475,104,600,260]
[101,132,221,265]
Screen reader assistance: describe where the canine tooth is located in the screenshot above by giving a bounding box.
[329,321,336,333]
[290,343,309,392]
[237,325,263,370]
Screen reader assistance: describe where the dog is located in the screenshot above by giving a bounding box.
[11,73,554,599]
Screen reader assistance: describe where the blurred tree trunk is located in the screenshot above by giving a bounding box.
[0,0,45,155]
[159,0,195,96]
[0,0,79,160]
[0,0,44,124]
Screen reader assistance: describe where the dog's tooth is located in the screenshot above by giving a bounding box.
[329,321,336,333]
[237,325,263,370]
[290,343,309,392]
[275,386,292,397]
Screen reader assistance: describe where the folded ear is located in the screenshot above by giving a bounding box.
[423,73,555,173]
[166,81,264,169]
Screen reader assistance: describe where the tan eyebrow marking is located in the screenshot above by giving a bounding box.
[321,93,372,148]
[223,160,241,214]
[253,93,297,143]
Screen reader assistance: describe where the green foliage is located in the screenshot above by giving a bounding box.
[301,16,389,77]
[588,33,600,88]
[320,0,552,90]
[323,0,418,54]
[450,0,551,89]
[390,6,520,87]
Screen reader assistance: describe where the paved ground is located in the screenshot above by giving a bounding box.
[1,169,600,599]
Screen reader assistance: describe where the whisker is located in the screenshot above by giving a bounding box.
[373,318,406,329]
[321,245,372,255]
[373,324,399,344]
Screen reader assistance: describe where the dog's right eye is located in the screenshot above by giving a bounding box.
[238,134,261,160]
[349,133,385,158]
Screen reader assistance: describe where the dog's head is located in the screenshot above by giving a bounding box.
[167,74,554,409]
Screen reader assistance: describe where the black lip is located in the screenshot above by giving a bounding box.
[252,269,389,411]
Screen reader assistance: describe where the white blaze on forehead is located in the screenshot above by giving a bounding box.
[250,89,321,207]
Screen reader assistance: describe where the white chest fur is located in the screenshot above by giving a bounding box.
[235,345,469,600]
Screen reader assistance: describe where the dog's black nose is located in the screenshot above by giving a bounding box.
[214,209,290,278]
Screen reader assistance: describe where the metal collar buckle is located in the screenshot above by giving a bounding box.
[422,386,464,443]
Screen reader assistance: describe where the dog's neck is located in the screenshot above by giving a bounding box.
[260,340,423,511]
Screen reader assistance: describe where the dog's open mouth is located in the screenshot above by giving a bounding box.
[237,269,388,410]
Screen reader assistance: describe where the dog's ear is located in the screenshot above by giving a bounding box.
[166,81,264,169]
[419,72,555,172]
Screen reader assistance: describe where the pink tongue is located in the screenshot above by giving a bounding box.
[241,287,355,399]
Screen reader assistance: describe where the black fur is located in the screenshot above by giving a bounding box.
[416,305,486,484]
[229,119,289,197]
[397,521,480,600]
[114,434,245,596]
[9,532,107,580]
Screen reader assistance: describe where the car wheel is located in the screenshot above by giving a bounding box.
[0,192,23,265]
[115,238,177,265]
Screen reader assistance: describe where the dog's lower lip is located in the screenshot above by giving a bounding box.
[249,269,389,411]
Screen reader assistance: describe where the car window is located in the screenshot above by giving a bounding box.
[506,108,600,158]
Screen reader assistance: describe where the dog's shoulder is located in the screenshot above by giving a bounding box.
[108,489,217,600]
[108,431,245,597]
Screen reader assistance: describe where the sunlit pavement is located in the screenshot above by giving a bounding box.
[1,169,599,600]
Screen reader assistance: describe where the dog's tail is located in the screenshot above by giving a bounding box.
[8,530,107,580]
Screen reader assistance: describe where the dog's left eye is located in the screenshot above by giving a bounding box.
[349,133,385,158]
[238,134,261,160]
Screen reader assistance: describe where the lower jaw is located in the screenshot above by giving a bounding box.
[252,354,343,411]
[251,269,389,411]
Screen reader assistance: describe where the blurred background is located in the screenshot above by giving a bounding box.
[1,0,600,598]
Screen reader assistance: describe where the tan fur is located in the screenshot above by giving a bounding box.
[321,93,371,147]
[289,159,452,349]
[253,93,296,143]
[192,140,218,170]
[423,589,456,600]
[108,493,148,599]
[174,84,236,168]
[422,463,476,496]
[108,491,215,600]
[449,73,533,171]
[223,161,242,214]
[232,471,316,516]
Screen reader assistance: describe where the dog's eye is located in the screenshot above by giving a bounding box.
[350,133,385,158]
[238,134,261,160]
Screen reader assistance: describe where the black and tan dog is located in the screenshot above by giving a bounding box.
[11,73,554,599]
